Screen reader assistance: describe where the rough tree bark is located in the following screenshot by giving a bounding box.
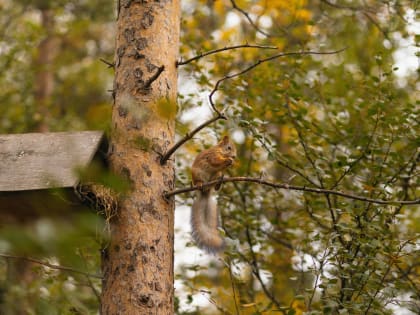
[101,1,179,314]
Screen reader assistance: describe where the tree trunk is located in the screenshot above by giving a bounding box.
[101,1,179,314]
[34,8,58,132]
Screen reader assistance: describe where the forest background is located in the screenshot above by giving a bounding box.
[0,0,418,314]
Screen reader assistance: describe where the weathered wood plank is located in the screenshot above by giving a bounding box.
[0,131,103,191]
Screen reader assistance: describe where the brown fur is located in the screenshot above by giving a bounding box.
[190,136,236,253]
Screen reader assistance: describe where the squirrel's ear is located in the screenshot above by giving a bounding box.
[221,135,230,144]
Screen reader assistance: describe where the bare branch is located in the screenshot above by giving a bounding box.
[248,124,320,186]
[258,228,294,250]
[363,12,389,38]
[160,113,226,164]
[100,58,115,69]
[208,48,347,114]
[164,176,420,206]
[177,44,278,66]
[320,0,390,37]
[285,97,324,186]
[0,253,102,279]
[79,250,101,302]
[245,226,282,308]
[222,258,240,315]
[395,264,420,301]
[303,195,330,230]
[144,65,165,89]
[307,250,328,311]
[364,240,413,314]
[172,49,346,160]
[229,0,271,37]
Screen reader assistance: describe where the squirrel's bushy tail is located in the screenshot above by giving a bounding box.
[191,190,225,253]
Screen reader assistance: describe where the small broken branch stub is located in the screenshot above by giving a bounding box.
[144,65,165,89]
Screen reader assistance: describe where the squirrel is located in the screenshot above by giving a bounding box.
[191,135,236,253]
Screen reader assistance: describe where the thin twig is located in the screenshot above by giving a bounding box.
[391,151,419,217]
[99,58,115,69]
[174,49,346,158]
[364,239,412,314]
[223,258,240,315]
[290,95,340,235]
[250,127,320,187]
[208,48,347,114]
[0,253,103,279]
[229,0,271,37]
[177,44,278,66]
[285,97,324,186]
[320,0,390,37]
[395,264,420,301]
[245,226,282,308]
[258,228,294,250]
[363,12,389,38]
[79,250,101,302]
[303,195,330,230]
[160,113,226,164]
[307,250,328,310]
[164,176,420,205]
[143,65,165,88]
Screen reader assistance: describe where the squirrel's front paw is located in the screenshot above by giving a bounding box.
[227,158,235,166]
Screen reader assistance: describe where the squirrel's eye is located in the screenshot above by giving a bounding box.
[227,146,232,150]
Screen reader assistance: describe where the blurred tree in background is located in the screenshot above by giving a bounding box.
[0,0,418,314]
[0,0,114,133]
[0,0,113,313]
